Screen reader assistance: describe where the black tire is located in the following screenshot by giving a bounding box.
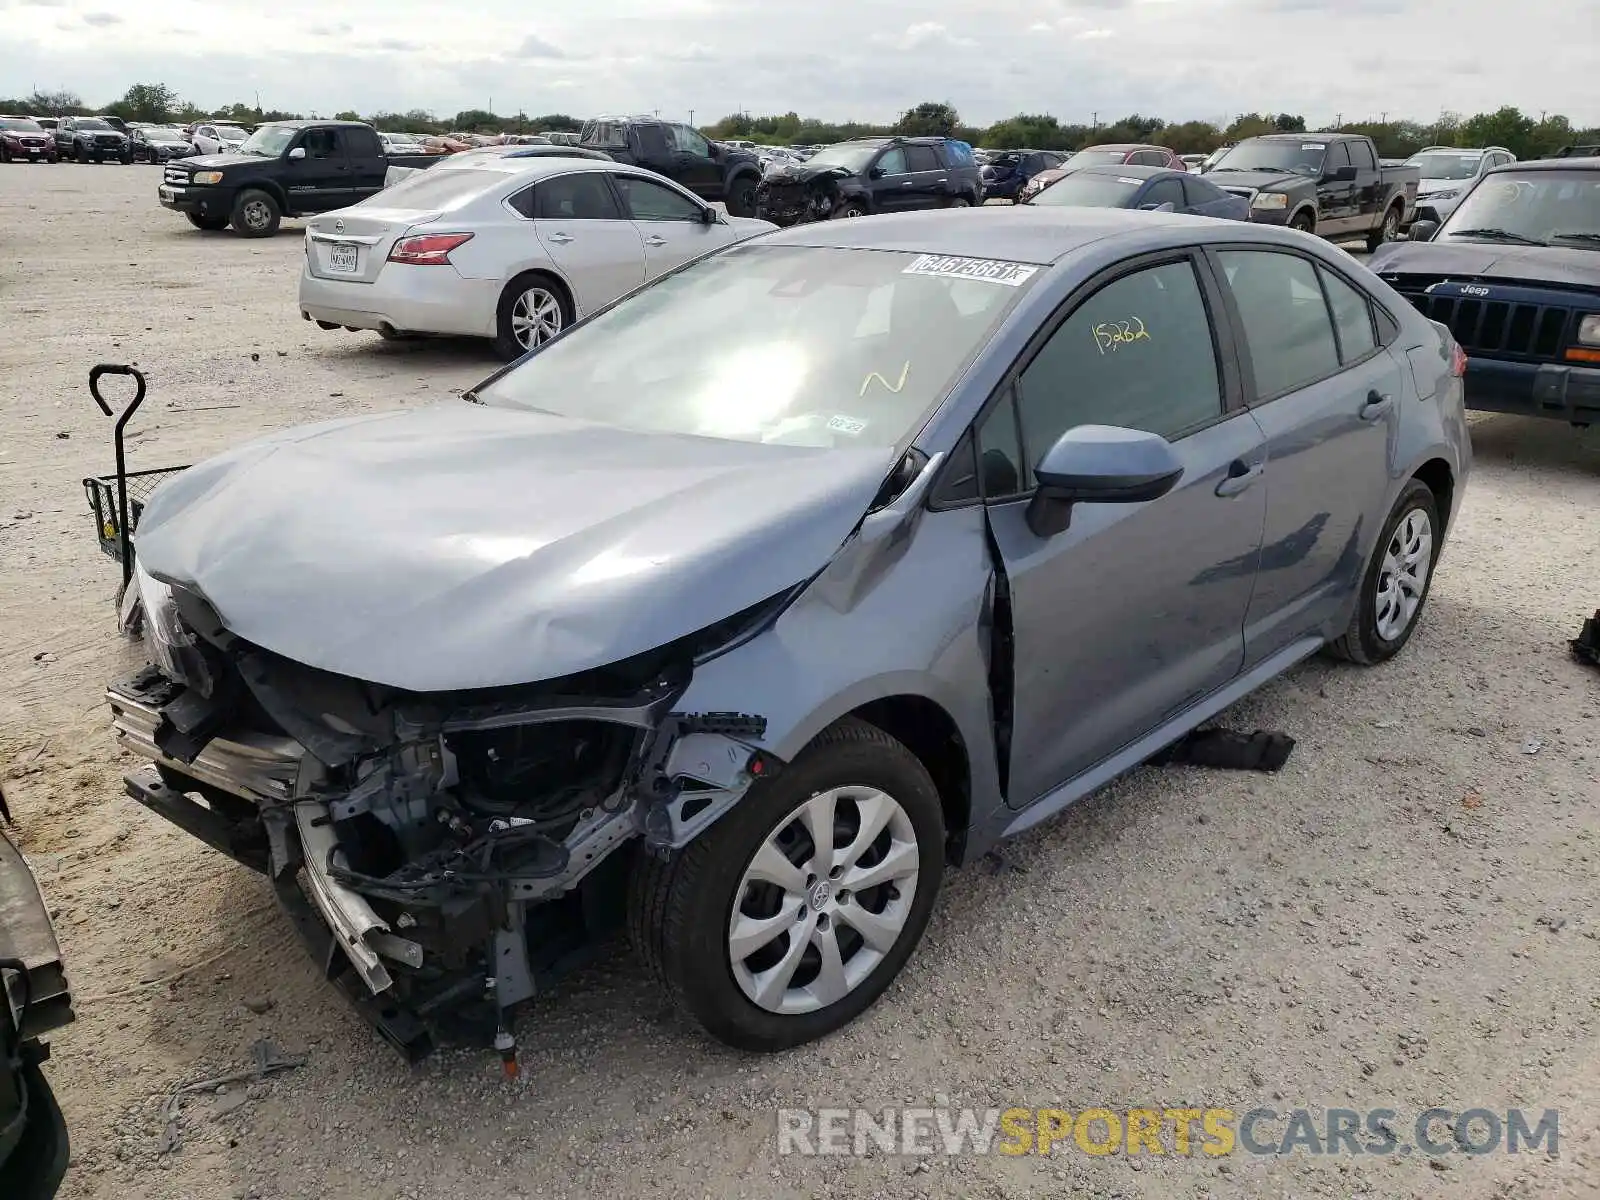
[1326,478,1441,665]
[491,272,573,361]
[834,200,868,220]
[1366,203,1403,254]
[75,144,89,164]
[628,716,945,1052]
[724,175,758,219]
[1290,210,1315,235]
[119,151,132,165]
[0,144,9,164]
[186,212,230,231]
[945,194,972,209]
[229,189,281,238]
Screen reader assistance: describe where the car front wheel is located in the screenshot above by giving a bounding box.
[725,176,758,218]
[230,189,281,237]
[629,717,945,1051]
[1327,478,1441,665]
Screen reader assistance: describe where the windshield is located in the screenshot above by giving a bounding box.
[238,126,297,156]
[218,127,246,141]
[1407,151,1483,181]
[477,244,1037,449]
[804,143,881,174]
[1029,172,1144,208]
[0,118,44,132]
[76,118,111,130]
[148,127,183,141]
[1210,138,1326,175]
[1439,170,1600,247]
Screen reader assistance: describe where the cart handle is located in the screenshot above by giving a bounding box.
[89,363,148,589]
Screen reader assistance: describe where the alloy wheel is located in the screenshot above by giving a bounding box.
[510,287,563,349]
[728,785,920,1016]
[1374,507,1433,641]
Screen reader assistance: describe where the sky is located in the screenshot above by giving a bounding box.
[1,0,1596,129]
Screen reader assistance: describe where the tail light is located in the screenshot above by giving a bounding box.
[388,232,474,266]
[1449,340,1467,377]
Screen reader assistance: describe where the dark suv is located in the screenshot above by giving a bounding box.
[754,136,985,226]
[578,116,763,217]
[54,117,130,164]
[980,149,1068,202]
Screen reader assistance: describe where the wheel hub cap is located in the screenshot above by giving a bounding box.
[728,785,919,1015]
[1374,507,1433,641]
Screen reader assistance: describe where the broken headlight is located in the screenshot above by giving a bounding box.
[134,561,216,697]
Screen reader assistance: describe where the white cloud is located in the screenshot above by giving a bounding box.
[512,34,567,59]
[873,22,975,50]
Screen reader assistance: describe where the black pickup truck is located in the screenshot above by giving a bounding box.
[1371,156,1600,426]
[1205,132,1420,251]
[158,120,435,238]
[578,116,762,217]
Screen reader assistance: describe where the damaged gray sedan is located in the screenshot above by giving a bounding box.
[109,207,1470,1062]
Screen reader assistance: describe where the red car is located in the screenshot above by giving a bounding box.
[1020,143,1185,201]
[0,115,59,163]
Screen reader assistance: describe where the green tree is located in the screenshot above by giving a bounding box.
[333,110,361,122]
[1163,120,1224,154]
[453,108,501,132]
[27,88,84,115]
[1272,113,1307,133]
[896,101,959,138]
[531,113,583,132]
[104,82,179,123]
[1222,112,1278,141]
[1460,105,1536,157]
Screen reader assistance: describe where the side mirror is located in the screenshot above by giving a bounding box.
[868,166,885,180]
[1025,425,1185,538]
[699,205,718,225]
[1409,219,1439,242]
[1329,165,1358,183]
[287,147,306,160]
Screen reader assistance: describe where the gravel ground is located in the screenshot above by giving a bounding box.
[2,163,1598,1200]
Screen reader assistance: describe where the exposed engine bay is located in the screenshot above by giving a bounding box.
[109,566,784,1063]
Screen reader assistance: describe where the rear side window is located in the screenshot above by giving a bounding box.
[1319,267,1377,362]
[1350,140,1378,170]
[533,173,624,220]
[302,129,343,159]
[1142,178,1184,208]
[635,125,672,157]
[1016,259,1223,459]
[1218,250,1341,398]
[581,121,628,149]
[1131,150,1166,166]
[903,145,940,172]
[345,128,382,158]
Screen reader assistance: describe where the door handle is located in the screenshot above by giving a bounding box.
[644,235,667,246]
[901,180,915,186]
[546,232,574,244]
[1359,390,1393,421]
[1214,460,1264,497]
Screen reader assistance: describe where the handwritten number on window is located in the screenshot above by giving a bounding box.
[1092,317,1151,356]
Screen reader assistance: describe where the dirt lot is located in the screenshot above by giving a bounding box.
[2,163,1598,1200]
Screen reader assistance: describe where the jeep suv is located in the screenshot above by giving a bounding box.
[754,136,985,226]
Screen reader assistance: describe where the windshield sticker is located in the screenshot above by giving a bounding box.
[903,254,1039,286]
[858,362,910,397]
[1092,317,1151,356]
[827,413,869,436]
[1301,143,1326,150]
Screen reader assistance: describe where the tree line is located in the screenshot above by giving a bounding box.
[5,85,1595,163]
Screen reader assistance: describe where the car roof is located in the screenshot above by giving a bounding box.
[429,156,642,180]
[1079,143,1167,153]
[260,119,366,130]
[1247,132,1349,141]
[1489,156,1600,173]
[758,206,1250,263]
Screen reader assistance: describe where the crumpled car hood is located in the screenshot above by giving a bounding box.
[1369,241,1600,288]
[133,403,897,693]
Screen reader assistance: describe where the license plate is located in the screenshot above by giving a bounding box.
[328,243,359,273]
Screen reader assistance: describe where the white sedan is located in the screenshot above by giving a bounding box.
[298,157,776,359]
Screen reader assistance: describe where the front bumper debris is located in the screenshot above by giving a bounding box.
[107,654,775,1062]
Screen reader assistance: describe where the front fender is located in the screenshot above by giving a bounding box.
[670,498,1005,842]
